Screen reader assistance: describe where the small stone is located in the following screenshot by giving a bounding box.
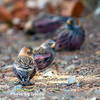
[90,97,99,100]
[12,17,21,25]
[77,81,83,87]
[68,76,76,84]
[12,85,22,91]
[92,42,97,48]
[81,67,89,71]
[64,64,76,73]
[51,96,58,100]
[61,61,68,65]
[42,69,52,77]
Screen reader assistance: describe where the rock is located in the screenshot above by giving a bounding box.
[38,97,45,100]
[61,61,68,65]
[92,42,97,48]
[77,81,83,87]
[64,64,76,73]
[12,17,21,25]
[81,67,89,71]
[51,96,59,100]
[68,76,76,84]
[42,69,53,77]
[90,97,99,100]
[26,0,37,9]
[11,85,22,91]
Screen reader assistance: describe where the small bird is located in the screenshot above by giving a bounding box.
[55,18,85,51]
[24,13,68,35]
[33,39,55,70]
[12,47,37,86]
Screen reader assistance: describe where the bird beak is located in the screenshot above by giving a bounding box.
[67,20,71,25]
[51,43,55,48]
[33,50,35,53]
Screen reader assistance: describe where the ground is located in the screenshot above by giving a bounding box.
[0,17,100,100]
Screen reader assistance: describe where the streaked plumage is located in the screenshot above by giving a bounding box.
[33,39,55,70]
[25,13,68,35]
[56,18,85,51]
[12,47,37,86]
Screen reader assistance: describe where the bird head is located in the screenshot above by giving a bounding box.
[18,47,35,58]
[65,18,81,29]
[40,39,56,50]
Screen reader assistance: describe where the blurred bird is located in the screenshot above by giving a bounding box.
[24,13,68,35]
[12,47,37,86]
[33,39,55,70]
[56,18,85,51]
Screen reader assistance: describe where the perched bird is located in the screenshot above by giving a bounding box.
[12,47,37,86]
[33,39,55,70]
[24,13,68,35]
[55,18,85,51]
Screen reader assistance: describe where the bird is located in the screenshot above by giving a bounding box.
[33,39,55,70]
[12,47,37,86]
[55,17,85,51]
[24,13,68,35]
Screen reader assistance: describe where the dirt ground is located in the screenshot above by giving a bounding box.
[0,17,100,100]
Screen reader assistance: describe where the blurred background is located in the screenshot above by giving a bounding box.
[0,0,99,31]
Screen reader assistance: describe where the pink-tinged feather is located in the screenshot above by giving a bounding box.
[34,54,51,59]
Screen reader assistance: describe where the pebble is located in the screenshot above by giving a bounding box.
[77,81,83,87]
[64,64,76,73]
[42,69,52,77]
[81,67,89,71]
[51,96,59,100]
[11,85,22,91]
[90,97,99,100]
[67,76,76,84]
[61,61,68,65]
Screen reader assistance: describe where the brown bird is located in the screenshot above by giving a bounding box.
[12,47,37,86]
[33,39,55,70]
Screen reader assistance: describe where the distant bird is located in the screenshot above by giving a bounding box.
[24,13,68,35]
[56,18,85,51]
[33,39,55,70]
[12,47,37,86]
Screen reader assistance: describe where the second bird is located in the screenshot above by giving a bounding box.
[33,39,55,70]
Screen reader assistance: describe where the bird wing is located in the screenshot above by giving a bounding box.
[14,56,36,78]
